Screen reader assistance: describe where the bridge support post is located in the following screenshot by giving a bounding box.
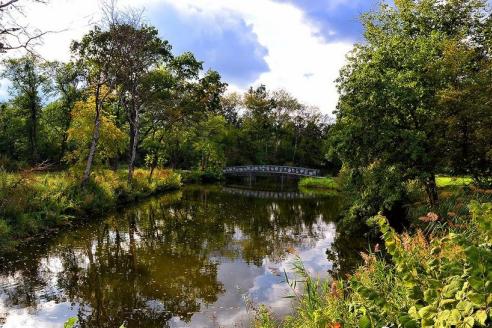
[281,174,284,190]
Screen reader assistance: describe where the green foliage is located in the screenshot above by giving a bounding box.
[298,177,338,190]
[330,0,492,210]
[257,199,492,328]
[1,55,52,163]
[64,317,77,328]
[436,176,473,188]
[0,168,181,251]
[338,162,408,225]
[192,114,228,172]
[254,305,278,328]
[366,203,492,327]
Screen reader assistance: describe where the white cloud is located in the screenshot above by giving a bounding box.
[158,0,353,115]
[16,0,353,114]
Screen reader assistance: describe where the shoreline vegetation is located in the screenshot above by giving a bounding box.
[0,168,181,251]
[255,179,492,327]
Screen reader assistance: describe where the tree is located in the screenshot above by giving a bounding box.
[219,91,242,127]
[194,69,228,115]
[192,115,227,172]
[48,61,83,161]
[1,55,51,163]
[242,85,276,164]
[331,0,491,207]
[107,17,172,183]
[65,94,126,169]
[71,26,118,185]
[140,53,205,171]
[438,37,492,187]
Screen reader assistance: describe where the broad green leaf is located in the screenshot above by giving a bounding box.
[408,306,420,320]
[359,315,372,328]
[64,317,78,328]
[418,305,437,320]
[463,316,475,327]
[448,309,461,325]
[474,310,487,326]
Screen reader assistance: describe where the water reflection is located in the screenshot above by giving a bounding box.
[0,185,350,328]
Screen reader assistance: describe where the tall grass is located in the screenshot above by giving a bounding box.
[0,168,181,251]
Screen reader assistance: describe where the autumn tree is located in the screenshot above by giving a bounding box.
[71,26,118,185]
[65,94,126,168]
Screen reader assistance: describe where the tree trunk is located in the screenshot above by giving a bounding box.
[292,131,298,163]
[60,131,68,163]
[424,174,439,206]
[29,98,38,163]
[148,152,159,183]
[82,85,102,186]
[127,105,139,184]
[59,109,73,163]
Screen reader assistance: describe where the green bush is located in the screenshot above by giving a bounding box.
[178,168,223,183]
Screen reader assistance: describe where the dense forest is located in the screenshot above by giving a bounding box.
[0,11,332,183]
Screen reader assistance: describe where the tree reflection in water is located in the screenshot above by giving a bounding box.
[0,185,359,327]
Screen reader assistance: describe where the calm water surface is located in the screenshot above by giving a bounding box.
[0,184,359,328]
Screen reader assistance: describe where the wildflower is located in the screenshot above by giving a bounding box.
[418,212,439,222]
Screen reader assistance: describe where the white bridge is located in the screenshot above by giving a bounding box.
[223,165,321,177]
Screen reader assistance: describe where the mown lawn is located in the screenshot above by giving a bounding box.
[298,176,339,190]
[436,175,473,187]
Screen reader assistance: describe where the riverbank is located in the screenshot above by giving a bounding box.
[0,168,181,251]
[255,181,492,327]
[298,177,339,190]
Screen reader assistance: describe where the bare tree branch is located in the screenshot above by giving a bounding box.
[0,0,50,53]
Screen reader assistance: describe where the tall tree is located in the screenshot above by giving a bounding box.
[49,61,83,161]
[71,26,118,185]
[331,0,491,207]
[108,19,172,183]
[1,55,51,163]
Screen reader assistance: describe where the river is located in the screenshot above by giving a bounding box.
[0,184,363,328]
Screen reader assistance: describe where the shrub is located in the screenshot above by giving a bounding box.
[257,201,492,328]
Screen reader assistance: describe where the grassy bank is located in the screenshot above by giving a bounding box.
[256,181,492,327]
[436,175,473,188]
[0,168,181,251]
[299,177,339,190]
[177,168,223,183]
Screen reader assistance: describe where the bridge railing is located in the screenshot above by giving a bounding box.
[223,165,320,177]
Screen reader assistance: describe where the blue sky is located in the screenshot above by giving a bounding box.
[147,4,269,87]
[16,0,383,114]
[145,1,378,89]
[276,0,379,42]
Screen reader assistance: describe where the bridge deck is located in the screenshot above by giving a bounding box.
[224,165,320,177]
